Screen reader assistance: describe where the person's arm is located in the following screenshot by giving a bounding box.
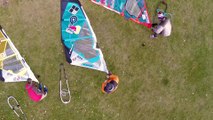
[153,24,164,35]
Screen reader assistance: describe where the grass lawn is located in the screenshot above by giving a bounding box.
[0,0,212,119]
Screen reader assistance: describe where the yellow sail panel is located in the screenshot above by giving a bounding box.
[0,30,6,40]
[0,41,7,54]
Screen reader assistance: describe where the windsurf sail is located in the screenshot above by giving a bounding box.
[91,0,152,28]
[0,26,38,82]
[61,0,109,73]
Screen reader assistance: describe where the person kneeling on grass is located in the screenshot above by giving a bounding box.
[102,73,119,94]
[150,11,172,39]
[25,78,48,102]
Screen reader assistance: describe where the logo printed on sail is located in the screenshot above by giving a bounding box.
[66,16,81,34]
[70,16,77,25]
[69,5,79,15]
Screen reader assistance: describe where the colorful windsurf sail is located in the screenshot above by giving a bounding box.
[91,0,152,28]
[61,0,108,73]
[0,26,38,82]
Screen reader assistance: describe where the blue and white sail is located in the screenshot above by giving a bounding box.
[61,0,108,73]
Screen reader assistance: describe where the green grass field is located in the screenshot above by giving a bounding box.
[0,0,212,119]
